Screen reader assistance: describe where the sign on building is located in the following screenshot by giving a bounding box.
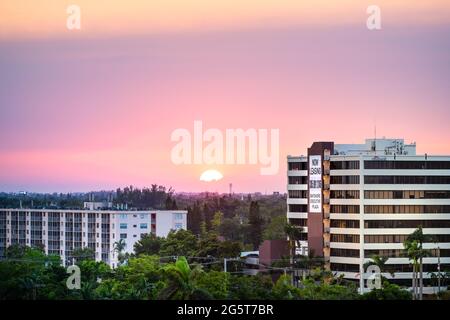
[309,155,322,213]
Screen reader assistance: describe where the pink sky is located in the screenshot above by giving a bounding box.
[0,2,449,193]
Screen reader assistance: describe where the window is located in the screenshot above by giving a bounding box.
[330,219,360,228]
[331,161,360,170]
[364,160,450,170]
[364,205,450,214]
[288,190,308,198]
[330,205,360,214]
[120,223,127,229]
[120,233,127,239]
[364,190,450,199]
[119,214,127,219]
[140,223,148,229]
[364,176,450,184]
[174,223,183,230]
[364,220,450,228]
[140,214,147,219]
[330,190,359,199]
[173,213,183,220]
[288,205,308,213]
[288,176,308,184]
[288,162,308,170]
[331,234,359,243]
[330,175,360,184]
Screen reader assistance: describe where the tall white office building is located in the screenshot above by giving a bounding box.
[287,138,450,294]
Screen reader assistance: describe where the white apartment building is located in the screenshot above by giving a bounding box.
[0,209,188,268]
[287,138,450,294]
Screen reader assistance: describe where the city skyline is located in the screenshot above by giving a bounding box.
[1,1,449,193]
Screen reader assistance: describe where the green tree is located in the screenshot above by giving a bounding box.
[194,271,230,299]
[211,211,224,233]
[360,281,412,300]
[72,247,95,263]
[272,274,302,299]
[187,202,203,236]
[158,257,211,300]
[403,227,432,300]
[297,278,358,300]
[263,215,287,240]
[134,233,165,256]
[218,216,244,242]
[248,201,264,250]
[159,229,199,258]
[228,274,273,300]
[285,223,304,266]
[114,239,127,265]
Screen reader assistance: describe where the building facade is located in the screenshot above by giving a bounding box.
[0,209,188,267]
[287,138,450,293]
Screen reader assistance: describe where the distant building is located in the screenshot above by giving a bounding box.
[287,138,450,294]
[0,208,188,268]
[83,201,113,210]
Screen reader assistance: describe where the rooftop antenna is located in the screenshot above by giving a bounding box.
[370,123,377,152]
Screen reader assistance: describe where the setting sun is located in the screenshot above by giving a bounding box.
[200,169,223,182]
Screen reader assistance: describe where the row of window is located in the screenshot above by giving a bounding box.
[330,220,360,228]
[330,176,360,184]
[364,176,450,184]
[364,220,450,229]
[364,234,450,243]
[288,205,308,213]
[288,162,308,171]
[331,161,360,170]
[288,176,308,185]
[120,223,149,229]
[330,248,360,258]
[364,160,450,170]
[364,190,450,199]
[364,205,450,214]
[288,190,308,199]
[288,218,307,227]
[364,249,450,258]
[330,190,360,199]
[331,263,450,274]
[330,205,360,214]
[331,234,360,243]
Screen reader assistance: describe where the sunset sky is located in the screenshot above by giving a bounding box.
[0,1,449,193]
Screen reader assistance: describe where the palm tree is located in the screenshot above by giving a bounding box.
[404,226,432,300]
[404,240,420,299]
[114,239,127,265]
[158,256,211,300]
[285,224,304,265]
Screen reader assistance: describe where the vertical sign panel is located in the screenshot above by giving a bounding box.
[309,155,322,213]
